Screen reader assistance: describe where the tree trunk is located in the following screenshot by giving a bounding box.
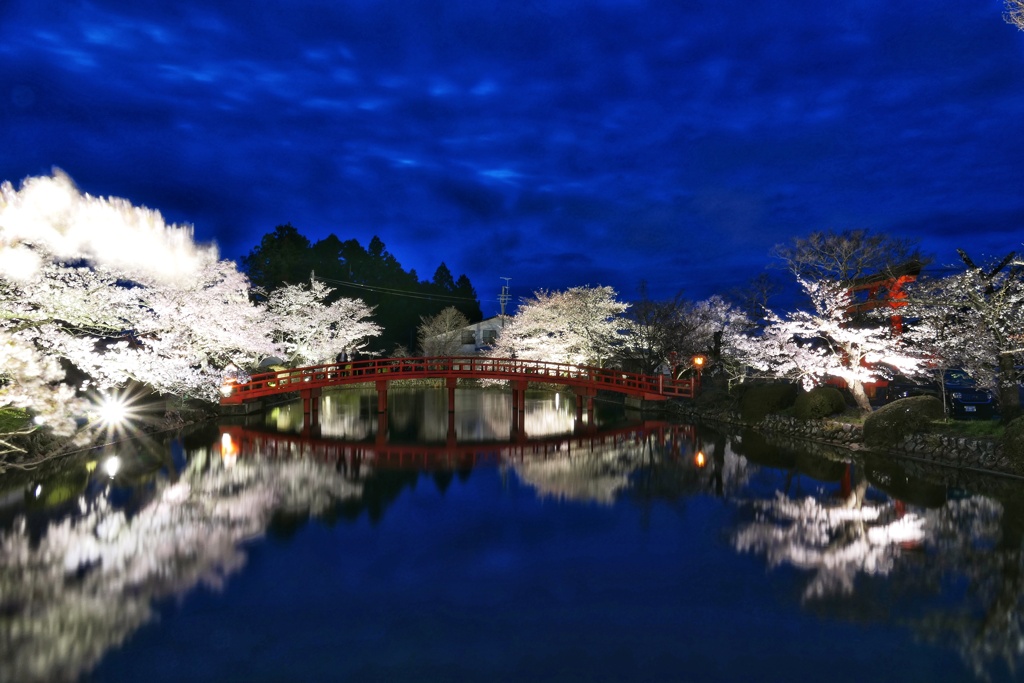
[849,378,873,413]
[999,352,1020,423]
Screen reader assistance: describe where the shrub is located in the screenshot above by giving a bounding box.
[695,387,734,411]
[1004,416,1024,472]
[863,395,944,448]
[738,382,801,422]
[793,386,847,420]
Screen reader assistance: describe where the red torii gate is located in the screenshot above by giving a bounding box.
[220,356,696,432]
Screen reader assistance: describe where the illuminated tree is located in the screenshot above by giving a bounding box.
[1007,0,1024,30]
[904,250,1024,421]
[0,171,273,448]
[264,277,381,365]
[491,285,628,367]
[753,230,930,412]
[738,277,926,412]
[418,306,470,356]
[616,285,717,374]
[770,229,925,285]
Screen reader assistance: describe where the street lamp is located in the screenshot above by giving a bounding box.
[692,354,706,393]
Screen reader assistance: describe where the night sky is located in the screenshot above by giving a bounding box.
[3,1,1023,315]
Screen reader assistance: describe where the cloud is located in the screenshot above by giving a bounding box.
[2,0,1023,303]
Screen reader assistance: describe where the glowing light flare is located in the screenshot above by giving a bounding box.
[695,451,707,468]
[97,394,128,426]
[103,456,121,478]
[220,432,238,468]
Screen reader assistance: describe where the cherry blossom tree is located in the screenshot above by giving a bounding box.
[264,277,381,365]
[743,231,931,412]
[418,306,470,356]
[0,171,276,450]
[904,250,1024,421]
[491,285,628,367]
[1007,0,1024,30]
[616,286,749,375]
[737,277,926,412]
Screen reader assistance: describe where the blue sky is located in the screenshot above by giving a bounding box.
[3,0,1023,315]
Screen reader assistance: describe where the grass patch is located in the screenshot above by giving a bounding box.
[0,408,31,433]
[930,419,1003,440]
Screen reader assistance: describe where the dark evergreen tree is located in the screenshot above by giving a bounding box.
[454,274,483,322]
[242,224,313,293]
[431,263,456,293]
[242,226,484,355]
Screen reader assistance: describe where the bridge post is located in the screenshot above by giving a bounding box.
[376,411,388,446]
[375,380,388,413]
[511,380,527,439]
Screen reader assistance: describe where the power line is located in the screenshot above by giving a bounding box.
[313,274,495,304]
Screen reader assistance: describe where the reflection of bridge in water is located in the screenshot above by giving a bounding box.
[218,421,699,473]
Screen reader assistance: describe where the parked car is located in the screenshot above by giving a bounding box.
[883,369,996,419]
[943,369,997,418]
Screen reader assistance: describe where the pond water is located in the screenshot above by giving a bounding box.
[2,386,1023,682]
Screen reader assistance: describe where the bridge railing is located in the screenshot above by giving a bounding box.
[220,356,695,403]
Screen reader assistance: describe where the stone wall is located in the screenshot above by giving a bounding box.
[668,402,1018,477]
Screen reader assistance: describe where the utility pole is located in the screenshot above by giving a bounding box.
[499,277,511,327]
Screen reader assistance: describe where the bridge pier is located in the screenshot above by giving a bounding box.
[376,411,388,446]
[446,377,457,413]
[511,380,527,439]
[301,388,322,438]
[575,388,597,428]
[376,380,388,413]
[447,410,457,448]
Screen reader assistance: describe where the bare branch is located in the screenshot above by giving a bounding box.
[1006,0,1024,30]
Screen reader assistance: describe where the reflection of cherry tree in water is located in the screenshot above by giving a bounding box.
[0,445,361,683]
[626,428,753,510]
[734,466,926,601]
[512,426,752,505]
[732,465,1024,680]
[910,497,1024,681]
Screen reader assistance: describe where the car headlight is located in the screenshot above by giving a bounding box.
[951,392,963,399]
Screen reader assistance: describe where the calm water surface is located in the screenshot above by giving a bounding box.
[2,387,1022,682]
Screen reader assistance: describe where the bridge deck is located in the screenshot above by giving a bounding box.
[220,356,694,404]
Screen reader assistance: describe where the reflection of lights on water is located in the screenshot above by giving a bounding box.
[103,456,121,478]
[695,451,706,468]
[220,433,238,467]
[555,392,560,409]
[34,484,42,498]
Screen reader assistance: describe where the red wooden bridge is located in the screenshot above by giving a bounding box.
[220,356,696,418]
